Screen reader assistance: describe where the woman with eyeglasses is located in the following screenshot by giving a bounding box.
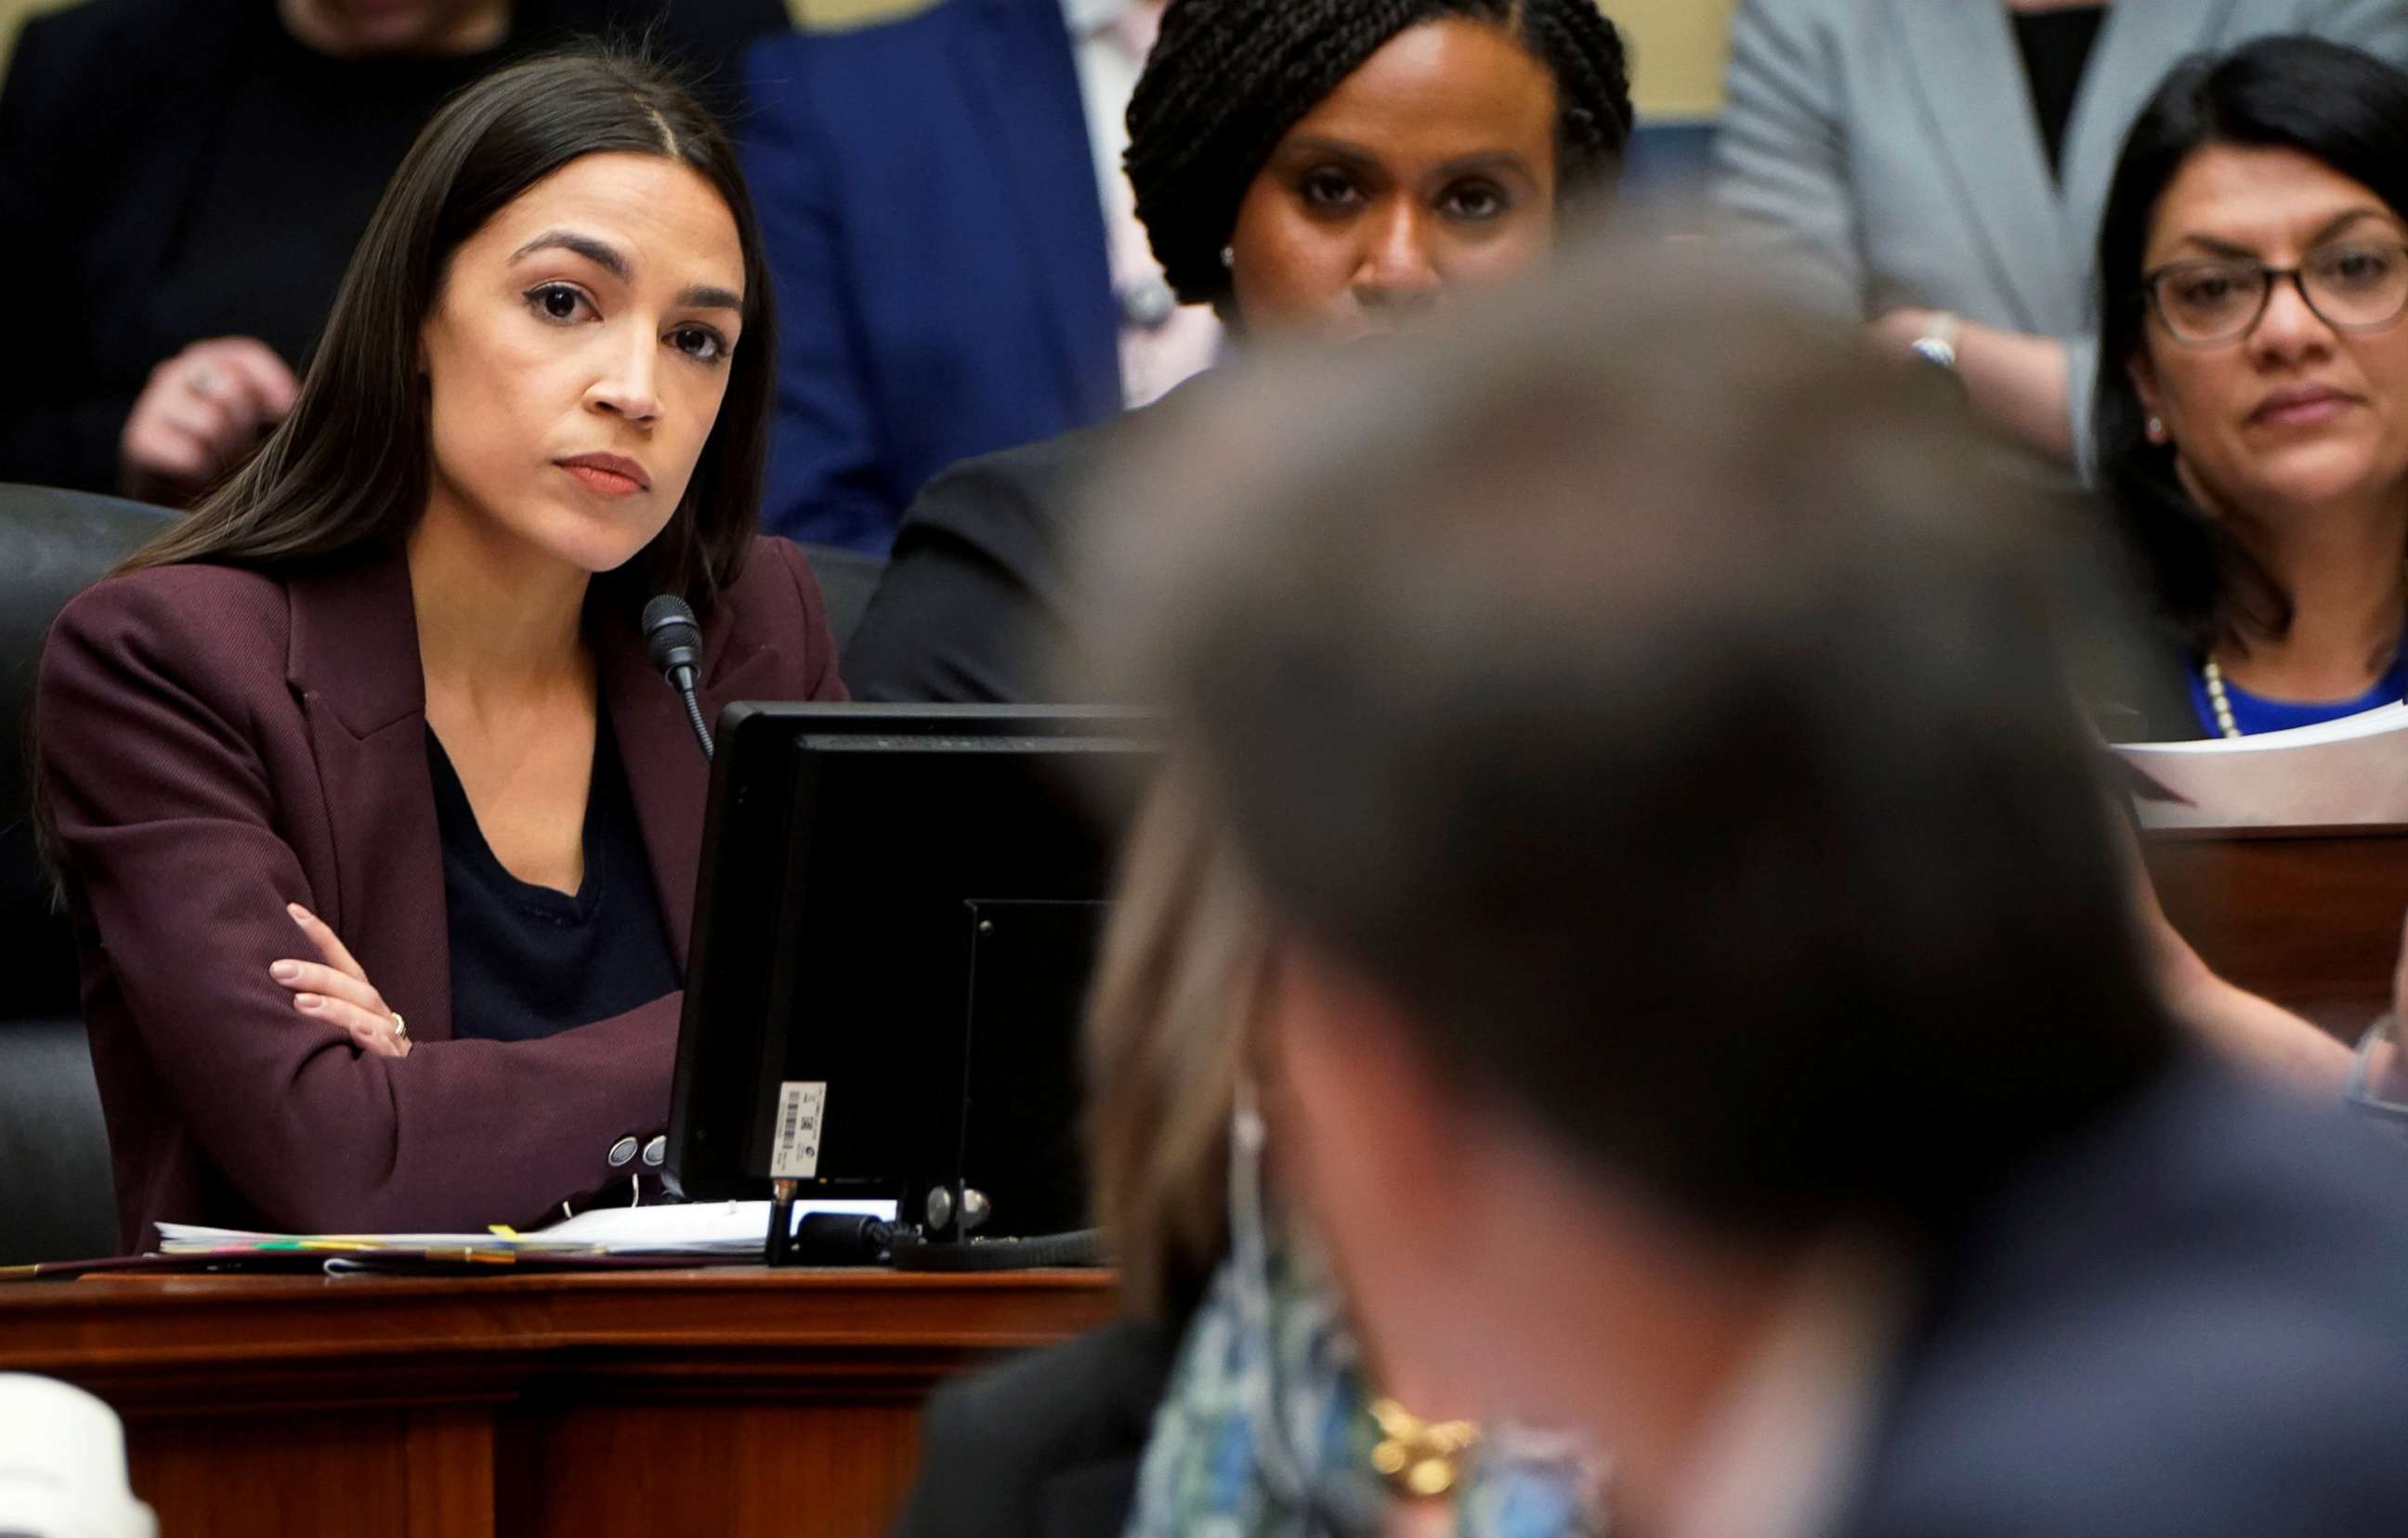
[2094,35,2408,739]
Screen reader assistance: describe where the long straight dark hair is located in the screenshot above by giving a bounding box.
[115,46,778,613]
[2093,36,2408,654]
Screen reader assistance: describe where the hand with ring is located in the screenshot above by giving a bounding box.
[119,336,299,507]
[270,902,411,1059]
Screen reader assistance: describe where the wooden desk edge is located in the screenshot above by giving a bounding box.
[0,1268,1123,1385]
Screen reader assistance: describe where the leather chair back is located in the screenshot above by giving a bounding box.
[0,486,177,1263]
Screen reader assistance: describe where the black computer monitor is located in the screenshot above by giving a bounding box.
[663,704,1156,1240]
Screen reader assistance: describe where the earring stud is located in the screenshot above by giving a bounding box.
[1220,245,1235,271]
[2146,416,2166,444]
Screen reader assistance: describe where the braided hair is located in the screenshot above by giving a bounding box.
[1125,0,1634,314]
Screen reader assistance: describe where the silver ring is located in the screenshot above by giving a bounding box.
[186,365,219,399]
[389,1012,407,1039]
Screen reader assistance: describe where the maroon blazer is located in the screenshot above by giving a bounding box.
[36,536,845,1251]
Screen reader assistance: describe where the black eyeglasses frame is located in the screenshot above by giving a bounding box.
[2141,241,2408,347]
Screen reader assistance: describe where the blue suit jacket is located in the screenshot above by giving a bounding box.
[742,0,1123,554]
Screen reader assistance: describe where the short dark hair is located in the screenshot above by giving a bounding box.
[1125,0,1634,315]
[1093,254,2178,1241]
[115,47,776,615]
[2093,35,2408,653]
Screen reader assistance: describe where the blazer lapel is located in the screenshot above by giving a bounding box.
[285,557,452,1042]
[2058,0,2242,270]
[1891,0,2073,332]
[289,563,794,1029]
[950,0,1123,421]
[593,592,792,975]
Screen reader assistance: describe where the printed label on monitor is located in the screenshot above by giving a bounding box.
[770,1081,827,1179]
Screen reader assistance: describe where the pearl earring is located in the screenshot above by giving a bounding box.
[2146,416,2166,444]
[1220,245,1235,271]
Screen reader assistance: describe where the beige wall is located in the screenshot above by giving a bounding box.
[0,0,72,77]
[3,0,1734,115]
[798,0,1734,115]
[1621,0,1735,118]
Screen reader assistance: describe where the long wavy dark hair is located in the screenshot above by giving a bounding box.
[2093,36,2408,654]
[114,46,777,613]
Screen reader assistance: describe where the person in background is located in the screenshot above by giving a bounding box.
[1084,254,2408,1538]
[0,0,786,505]
[2093,37,2408,740]
[739,0,1224,554]
[34,51,844,1254]
[893,772,1603,1538]
[840,0,1633,704]
[1715,0,2408,472]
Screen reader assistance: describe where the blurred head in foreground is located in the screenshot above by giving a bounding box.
[1083,768,1264,1323]
[1083,249,2181,1528]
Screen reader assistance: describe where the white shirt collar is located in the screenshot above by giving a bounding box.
[1061,0,1132,41]
[1659,1238,1917,1538]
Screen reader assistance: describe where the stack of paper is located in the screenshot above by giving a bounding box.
[2114,704,2408,831]
[155,1197,896,1261]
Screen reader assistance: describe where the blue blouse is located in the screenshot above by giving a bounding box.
[2188,642,2408,737]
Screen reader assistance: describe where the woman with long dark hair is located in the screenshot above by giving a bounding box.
[2093,35,2408,737]
[35,50,844,1251]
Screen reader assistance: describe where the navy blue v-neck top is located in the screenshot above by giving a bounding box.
[427,717,678,1042]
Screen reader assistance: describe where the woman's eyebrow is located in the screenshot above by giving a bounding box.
[510,230,741,310]
[1275,135,1381,171]
[2307,206,2397,244]
[509,229,631,280]
[1430,150,1535,181]
[678,284,744,313]
[2171,207,2399,259]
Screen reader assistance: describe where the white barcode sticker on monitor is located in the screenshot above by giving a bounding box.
[770,1081,827,1179]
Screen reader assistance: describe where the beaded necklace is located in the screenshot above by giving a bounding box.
[2200,647,2408,739]
[2200,658,2243,740]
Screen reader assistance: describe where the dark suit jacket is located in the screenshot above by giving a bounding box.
[0,0,787,494]
[840,389,1210,704]
[740,0,1122,554]
[36,538,844,1252]
[1834,1059,2408,1538]
[888,1315,1178,1538]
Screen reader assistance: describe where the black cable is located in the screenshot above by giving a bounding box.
[679,684,714,761]
[888,1228,1106,1272]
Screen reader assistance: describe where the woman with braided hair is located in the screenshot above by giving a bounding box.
[842,0,1634,706]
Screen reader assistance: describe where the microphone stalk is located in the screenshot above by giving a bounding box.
[642,594,714,761]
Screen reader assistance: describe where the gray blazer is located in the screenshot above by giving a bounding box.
[1714,0,2408,467]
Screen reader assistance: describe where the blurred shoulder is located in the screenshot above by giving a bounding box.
[750,0,994,72]
[1727,0,1862,34]
[7,0,240,80]
[1846,1066,2408,1538]
[905,398,1178,559]
[896,1316,1175,1537]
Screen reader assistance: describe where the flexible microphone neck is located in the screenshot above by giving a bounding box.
[642,594,713,761]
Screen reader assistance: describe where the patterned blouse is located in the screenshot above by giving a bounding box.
[1124,1233,1607,1538]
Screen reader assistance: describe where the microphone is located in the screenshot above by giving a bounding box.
[642,594,713,761]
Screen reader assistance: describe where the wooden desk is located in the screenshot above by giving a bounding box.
[0,1266,1118,1538]
[2147,826,2408,1036]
